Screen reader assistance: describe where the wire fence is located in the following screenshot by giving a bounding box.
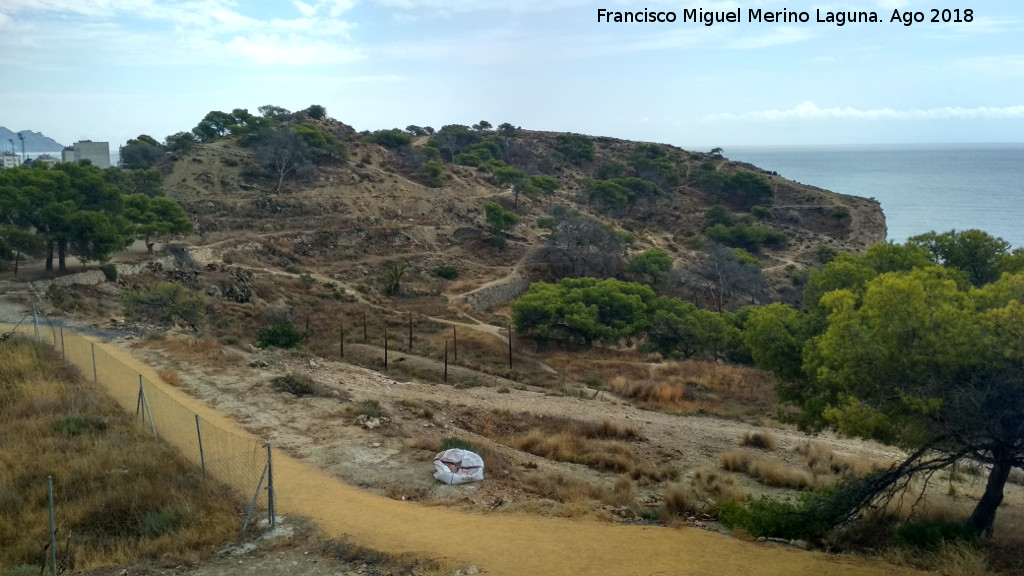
[2,309,276,574]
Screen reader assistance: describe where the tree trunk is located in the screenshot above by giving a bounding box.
[57,239,67,272]
[968,457,1012,535]
[14,249,19,275]
[46,239,54,271]
[146,237,155,254]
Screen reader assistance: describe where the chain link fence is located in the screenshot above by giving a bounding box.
[3,310,276,575]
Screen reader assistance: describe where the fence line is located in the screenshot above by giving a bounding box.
[3,317,276,537]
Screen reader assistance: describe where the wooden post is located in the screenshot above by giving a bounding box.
[453,325,457,363]
[444,340,448,383]
[305,313,309,333]
[408,312,413,350]
[339,320,344,359]
[384,324,388,369]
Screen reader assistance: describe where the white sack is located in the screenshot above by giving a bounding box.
[433,448,485,485]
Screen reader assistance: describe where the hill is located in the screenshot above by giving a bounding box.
[159,117,886,312]
[0,126,64,153]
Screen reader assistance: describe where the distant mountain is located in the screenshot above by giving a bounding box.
[0,127,64,154]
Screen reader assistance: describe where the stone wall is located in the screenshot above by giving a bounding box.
[462,276,532,311]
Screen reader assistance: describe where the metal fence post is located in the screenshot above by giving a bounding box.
[48,476,57,576]
[59,321,65,364]
[195,415,206,476]
[266,442,276,528]
[33,304,40,342]
[139,375,157,439]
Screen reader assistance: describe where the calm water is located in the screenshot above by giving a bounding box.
[726,144,1024,248]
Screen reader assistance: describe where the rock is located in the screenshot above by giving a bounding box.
[362,417,382,430]
[308,358,318,369]
[465,567,479,575]
[249,359,270,368]
[790,539,809,550]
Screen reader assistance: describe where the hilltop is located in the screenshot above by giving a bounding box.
[158,114,885,312]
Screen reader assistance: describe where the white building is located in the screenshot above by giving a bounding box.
[1,152,22,169]
[62,140,111,168]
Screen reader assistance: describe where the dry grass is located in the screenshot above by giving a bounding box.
[157,369,182,387]
[0,337,240,572]
[663,468,745,519]
[454,409,666,482]
[1009,468,1024,486]
[885,541,993,576]
[141,336,235,365]
[606,360,777,420]
[721,450,814,489]
[739,430,778,450]
[798,442,892,480]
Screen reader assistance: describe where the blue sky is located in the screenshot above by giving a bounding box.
[1,0,1021,150]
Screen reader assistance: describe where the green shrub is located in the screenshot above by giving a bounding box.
[141,505,191,538]
[53,415,108,436]
[719,487,854,540]
[817,244,838,265]
[424,161,443,187]
[271,373,319,396]
[121,282,206,330]
[356,399,388,418]
[831,207,851,220]
[454,153,481,167]
[101,263,118,281]
[491,235,507,249]
[257,322,306,349]
[895,521,977,551]
[441,437,476,451]
[433,265,459,280]
[751,206,773,220]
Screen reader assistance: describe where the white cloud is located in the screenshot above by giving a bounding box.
[226,34,362,65]
[703,101,1024,121]
[294,1,317,17]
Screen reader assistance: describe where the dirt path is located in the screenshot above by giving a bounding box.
[67,334,922,576]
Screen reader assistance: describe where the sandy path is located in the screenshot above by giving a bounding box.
[32,332,924,576]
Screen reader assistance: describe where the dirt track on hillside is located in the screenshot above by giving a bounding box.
[67,334,923,576]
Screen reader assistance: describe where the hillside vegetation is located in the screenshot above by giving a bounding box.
[0,338,240,573]
[5,106,1024,574]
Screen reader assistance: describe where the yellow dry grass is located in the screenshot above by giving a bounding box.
[606,360,777,420]
[0,337,240,572]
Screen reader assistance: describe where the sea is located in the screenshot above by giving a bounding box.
[725,144,1024,249]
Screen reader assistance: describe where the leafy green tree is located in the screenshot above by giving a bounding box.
[512,278,655,347]
[803,268,1024,534]
[120,135,166,170]
[528,175,560,206]
[627,143,680,189]
[164,131,197,154]
[123,195,193,253]
[554,134,594,165]
[583,179,629,212]
[484,202,517,237]
[909,229,1011,287]
[432,124,480,162]
[645,297,727,359]
[251,125,313,193]
[258,104,291,118]
[497,123,517,139]
[472,120,492,131]
[627,249,673,286]
[741,303,816,385]
[423,161,443,187]
[307,104,327,119]
[367,129,412,150]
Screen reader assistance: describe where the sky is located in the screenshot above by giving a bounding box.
[1,0,1022,151]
